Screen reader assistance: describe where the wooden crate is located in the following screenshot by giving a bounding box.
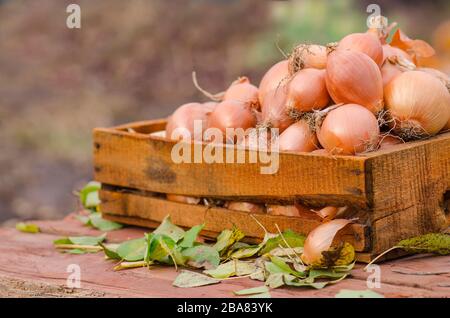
[93,119,450,262]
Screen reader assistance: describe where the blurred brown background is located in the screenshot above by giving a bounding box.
[1,0,449,223]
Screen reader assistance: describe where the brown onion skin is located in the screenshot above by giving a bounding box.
[266,205,300,217]
[382,44,414,64]
[287,69,330,113]
[416,67,450,89]
[317,104,380,155]
[224,77,260,110]
[166,102,215,141]
[166,194,201,205]
[260,87,293,133]
[337,32,384,67]
[278,120,318,153]
[258,60,289,109]
[207,100,257,143]
[384,71,450,137]
[326,50,384,114]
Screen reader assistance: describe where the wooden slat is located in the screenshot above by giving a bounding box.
[99,189,369,252]
[93,120,369,207]
[366,132,450,253]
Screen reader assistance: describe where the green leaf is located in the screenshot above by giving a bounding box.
[308,268,348,281]
[79,181,101,207]
[16,222,40,233]
[89,212,123,231]
[182,245,220,269]
[204,260,256,279]
[234,286,269,296]
[269,256,304,277]
[85,191,101,209]
[75,215,90,225]
[100,243,121,260]
[66,233,106,246]
[153,215,185,242]
[335,289,384,298]
[213,227,245,255]
[117,237,147,261]
[259,229,305,255]
[53,237,72,245]
[173,270,220,288]
[179,224,204,248]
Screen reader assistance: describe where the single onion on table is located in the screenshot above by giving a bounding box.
[326,50,384,114]
[384,71,450,140]
[317,104,380,155]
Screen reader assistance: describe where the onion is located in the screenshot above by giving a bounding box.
[166,102,216,141]
[301,219,352,266]
[207,100,257,143]
[258,60,289,108]
[288,44,327,74]
[416,67,450,91]
[286,68,330,116]
[384,71,450,139]
[317,104,380,155]
[260,87,293,132]
[166,194,201,205]
[326,50,384,114]
[224,77,260,110]
[382,44,414,64]
[266,205,300,217]
[225,201,265,214]
[378,135,403,150]
[381,60,403,89]
[313,206,347,221]
[278,120,318,153]
[336,32,383,66]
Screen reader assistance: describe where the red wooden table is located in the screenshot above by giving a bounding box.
[0,214,449,298]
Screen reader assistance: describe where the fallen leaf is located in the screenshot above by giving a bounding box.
[248,292,272,298]
[179,224,204,248]
[16,222,40,233]
[182,245,220,269]
[117,237,147,261]
[204,260,256,279]
[213,227,245,255]
[173,270,220,288]
[234,286,269,296]
[79,181,101,208]
[153,215,185,242]
[335,289,384,298]
[89,212,123,231]
[100,243,120,260]
[259,230,305,255]
[66,233,106,246]
[265,273,285,288]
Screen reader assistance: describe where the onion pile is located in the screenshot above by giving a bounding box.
[336,32,384,66]
[278,120,318,153]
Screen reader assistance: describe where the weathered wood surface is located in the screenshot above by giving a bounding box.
[0,215,449,298]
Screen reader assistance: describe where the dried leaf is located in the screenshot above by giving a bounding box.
[301,219,352,266]
[16,222,40,233]
[269,247,304,257]
[173,270,220,288]
[213,227,245,255]
[335,289,384,298]
[204,260,256,279]
[234,286,269,296]
[390,29,435,59]
[182,245,220,269]
[153,215,185,242]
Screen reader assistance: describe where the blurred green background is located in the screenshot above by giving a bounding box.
[1,0,449,223]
